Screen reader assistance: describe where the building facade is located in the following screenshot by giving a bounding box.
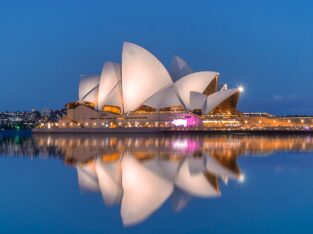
[39,42,244,130]
[36,42,313,132]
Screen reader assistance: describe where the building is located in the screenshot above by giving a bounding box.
[40,42,243,130]
[35,42,313,132]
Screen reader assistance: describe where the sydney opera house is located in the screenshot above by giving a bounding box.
[40,42,244,131]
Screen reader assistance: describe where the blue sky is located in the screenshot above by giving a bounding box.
[1,0,313,115]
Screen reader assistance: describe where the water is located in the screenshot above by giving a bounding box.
[0,133,313,233]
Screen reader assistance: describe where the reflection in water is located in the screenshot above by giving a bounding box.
[76,152,239,226]
[1,134,313,225]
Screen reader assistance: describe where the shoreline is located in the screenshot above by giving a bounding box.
[2,128,313,136]
[31,127,313,135]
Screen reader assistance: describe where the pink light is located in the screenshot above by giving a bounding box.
[172,119,187,127]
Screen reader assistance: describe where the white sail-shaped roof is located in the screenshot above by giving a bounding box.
[143,85,183,110]
[97,62,122,110]
[79,75,100,104]
[121,155,174,226]
[96,159,123,205]
[189,91,207,112]
[170,56,192,80]
[122,42,173,113]
[205,88,240,114]
[102,84,122,109]
[174,159,220,198]
[174,71,219,110]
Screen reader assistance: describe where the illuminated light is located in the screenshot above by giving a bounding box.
[55,123,59,126]
[103,105,121,114]
[273,120,276,123]
[301,119,304,123]
[172,139,199,152]
[62,123,65,126]
[244,120,248,124]
[85,123,89,126]
[288,120,291,123]
[239,174,245,183]
[172,119,187,127]
[47,123,51,129]
[102,122,105,126]
[258,120,262,124]
[70,123,73,126]
[172,139,188,150]
[238,85,244,93]
[93,122,97,126]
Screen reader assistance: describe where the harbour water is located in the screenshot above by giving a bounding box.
[0,133,313,233]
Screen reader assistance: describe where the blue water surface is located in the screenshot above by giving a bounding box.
[0,134,312,234]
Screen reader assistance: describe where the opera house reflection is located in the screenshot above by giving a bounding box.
[1,134,313,226]
[76,151,241,226]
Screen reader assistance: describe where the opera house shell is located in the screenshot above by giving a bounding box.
[59,42,243,129]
